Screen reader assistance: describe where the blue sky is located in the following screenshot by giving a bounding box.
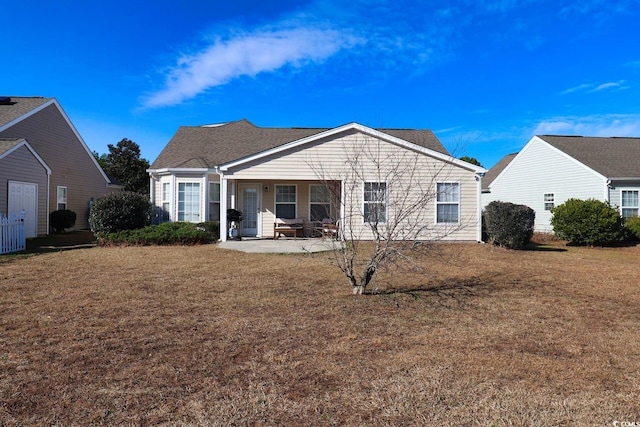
[3,0,639,168]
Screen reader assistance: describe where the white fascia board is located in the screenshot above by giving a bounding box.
[0,138,52,174]
[147,167,211,174]
[486,135,609,191]
[219,122,486,174]
[536,135,609,181]
[485,136,533,191]
[608,177,640,182]
[1,98,115,185]
[0,98,54,132]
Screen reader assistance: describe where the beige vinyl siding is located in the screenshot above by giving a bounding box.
[225,132,480,241]
[484,136,607,232]
[0,146,49,235]
[0,104,116,229]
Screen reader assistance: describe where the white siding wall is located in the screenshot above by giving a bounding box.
[225,131,480,241]
[483,136,607,232]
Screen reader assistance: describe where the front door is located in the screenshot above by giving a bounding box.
[8,181,37,238]
[239,184,260,237]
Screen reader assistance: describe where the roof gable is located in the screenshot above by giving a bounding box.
[0,138,52,174]
[482,152,517,191]
[539,135,640,179]
[0,97,53,130]
[150,119,464,171]
[0,96,114,185]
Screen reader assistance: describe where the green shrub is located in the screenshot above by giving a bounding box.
[49,209,77,233]
[624,216,640,241]
[89,191,151,234]
[483,201,535,249]
[551,198,625,246]
[98,222,210,246]
[196,221,220,241]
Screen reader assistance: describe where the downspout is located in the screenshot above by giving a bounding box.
[340,179,346,240]
[476,172,485,243]
[605,179,611,202]
[46,173,51,235]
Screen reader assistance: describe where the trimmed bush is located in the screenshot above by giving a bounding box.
[98,222,210,246]
[50,209,77,233]
[89,191,151,234]
[551,198,625,246]
[483,201,535,250]
[624,216,640,241]
[196,221,220,241]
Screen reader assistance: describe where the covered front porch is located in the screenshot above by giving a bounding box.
[219,178,341,242]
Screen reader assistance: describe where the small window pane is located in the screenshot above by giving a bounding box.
[275,185,296,219]
[437,204,459,223]
[276,204,296,219]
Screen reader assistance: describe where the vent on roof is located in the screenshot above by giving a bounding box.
[0,96,12,105]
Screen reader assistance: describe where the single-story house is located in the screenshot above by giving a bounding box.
[482,135,640,232]
[148,119,486,242]
[0,96,120,236]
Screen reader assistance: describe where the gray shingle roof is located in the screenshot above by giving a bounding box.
[0,97,52,127]
[150,119,448,169]
[482,152,517,191]
[0,138,24,156]
[540,135,640,178]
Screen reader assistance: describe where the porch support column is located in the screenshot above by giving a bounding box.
[220,173,228,242]
[340,179,345,241]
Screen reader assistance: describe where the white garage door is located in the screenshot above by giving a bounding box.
[8,181,38,238]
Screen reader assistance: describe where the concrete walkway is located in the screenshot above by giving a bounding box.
[217,238,340,253]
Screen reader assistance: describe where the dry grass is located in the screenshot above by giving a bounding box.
[1,236,639,425]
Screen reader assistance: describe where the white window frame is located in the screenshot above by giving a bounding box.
[161,182,171,222]
[275,184,297,219]
[363,182,387,224]
[56,186,67,210]
[544,193,555,211]
[177,181,201,222]
[436,182,460,224]
[209,182,221,222]
[621,189,639,219]
[309,184,332,222]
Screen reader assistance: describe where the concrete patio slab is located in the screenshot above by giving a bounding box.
[217,238,340,253]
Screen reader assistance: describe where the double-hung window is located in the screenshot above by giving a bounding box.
[209,182,221,222]
[161,182,171,222]
[177,182,201,222]
[57,186,67,210]
[621,190,639,219]
[544,193,555,211]
[436,182,460,223]
[275,185,296,219]
[310,184,331,221]
[363,182,387,223]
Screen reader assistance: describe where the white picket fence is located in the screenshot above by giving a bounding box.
[0,212,26,254]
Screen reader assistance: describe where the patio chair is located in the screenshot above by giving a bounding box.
[321,219,339,240]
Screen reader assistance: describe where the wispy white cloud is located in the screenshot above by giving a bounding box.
[142,27,362,108]
[560,80,629,94]
[560,83,593,94]
[592,80,628,92]
[533,114,640,136]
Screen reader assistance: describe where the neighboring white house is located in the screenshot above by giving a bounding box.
[482,135,640,232]
[148,120,486,242]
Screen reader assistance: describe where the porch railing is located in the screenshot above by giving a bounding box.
[0,212,26,254]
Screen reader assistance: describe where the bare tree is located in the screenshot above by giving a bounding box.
[309,133,477,295]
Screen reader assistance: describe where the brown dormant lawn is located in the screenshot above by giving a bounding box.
[1,237,639,425]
